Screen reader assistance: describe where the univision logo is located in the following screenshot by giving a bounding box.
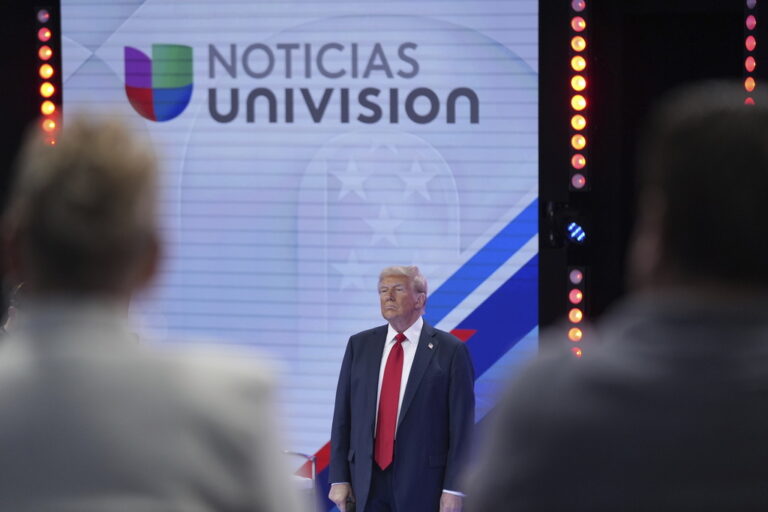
[124,44,193,122]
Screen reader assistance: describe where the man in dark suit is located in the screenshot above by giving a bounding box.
[329,266,475,512]
[467,82,768,511]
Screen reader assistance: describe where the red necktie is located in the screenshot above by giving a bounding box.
[375,332,406,470]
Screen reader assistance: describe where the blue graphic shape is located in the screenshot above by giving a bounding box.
[424,200,538,327]
[153,84,193,122]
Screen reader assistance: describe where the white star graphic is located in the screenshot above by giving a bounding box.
[331,158,367,200]
[364,206,403,246]
[333,250,368,290]
[399,160,436,200]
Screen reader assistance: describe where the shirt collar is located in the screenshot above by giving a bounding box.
[386,316,423,345]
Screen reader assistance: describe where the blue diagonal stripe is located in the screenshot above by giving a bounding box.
[424,198,538,326]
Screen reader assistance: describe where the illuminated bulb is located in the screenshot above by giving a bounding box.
[39,64,54,79]
[571,16,586,32]
[571,154,586,169]
[40,82,55,98]
[571,134,587,150]
[571,36,587,52]
[571,114,587,130]
[38,28,51,42]
[42,118,56,133]
[746,56,757,72]
[745,77,756,92]
[571,55,587,72]
[571,94,587,111]
[569,288,583,304]
[746,36,757,51]
[746,97,756,105]
[569,308,584,324]
[569,269,584,285]
[568,328,583,342]
[572,0,586,12]
[571,347,584,358]
[40,100,56,115]
[571,75,587,91]
[747,15,757,30]
[571,173,587,189]
[38,45,53,60]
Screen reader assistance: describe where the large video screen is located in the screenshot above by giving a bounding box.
[62,0,538,468]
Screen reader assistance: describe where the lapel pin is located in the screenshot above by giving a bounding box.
[428,343,434,350]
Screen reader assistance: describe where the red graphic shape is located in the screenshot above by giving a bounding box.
[125,85,156,121]
[451,329,477,342]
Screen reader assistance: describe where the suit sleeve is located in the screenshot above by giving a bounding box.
[329,336,354,484]
[443,340,475,492]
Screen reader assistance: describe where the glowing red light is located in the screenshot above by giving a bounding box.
[746,97,756,105]
[569,309,584,324]
[571,16,586,32]
[38,45,53,60]
[746,56,757,72]
[571,173,587,189]
[746,36,757,51]
[569,269,584,284]
[571,347,584,358]
[747,15,757,30]
[569,288,583,304]
[38,28,51,42]
[42,118,56,133]
[571,154,586,170]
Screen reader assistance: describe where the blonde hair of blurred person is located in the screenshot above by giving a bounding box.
[5,116,159,300]
[0,116,305,512]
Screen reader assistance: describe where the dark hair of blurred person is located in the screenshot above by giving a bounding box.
[466,82,768,512]
[0,116,304,511]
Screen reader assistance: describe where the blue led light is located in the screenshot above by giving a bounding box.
[567,222,586,243]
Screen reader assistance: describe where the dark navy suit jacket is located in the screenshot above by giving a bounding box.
[330,321,475,512]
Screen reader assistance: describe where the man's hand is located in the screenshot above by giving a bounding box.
[329,483,355,512]
[440,492,463,512]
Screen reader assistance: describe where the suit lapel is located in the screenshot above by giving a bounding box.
[397,322,438,429]
[364,325,388,437]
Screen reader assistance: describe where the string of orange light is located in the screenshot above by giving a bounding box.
[37,8,58,144]
[568,0,588,357]
[745,0,757,104]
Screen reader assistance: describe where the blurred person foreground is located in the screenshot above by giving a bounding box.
[0,116,304,512]
[467,82,768,512]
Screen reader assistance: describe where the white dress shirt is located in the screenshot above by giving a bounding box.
[375,316,423,433]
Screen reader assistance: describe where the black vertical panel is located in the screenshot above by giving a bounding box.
[540,0,744,339]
